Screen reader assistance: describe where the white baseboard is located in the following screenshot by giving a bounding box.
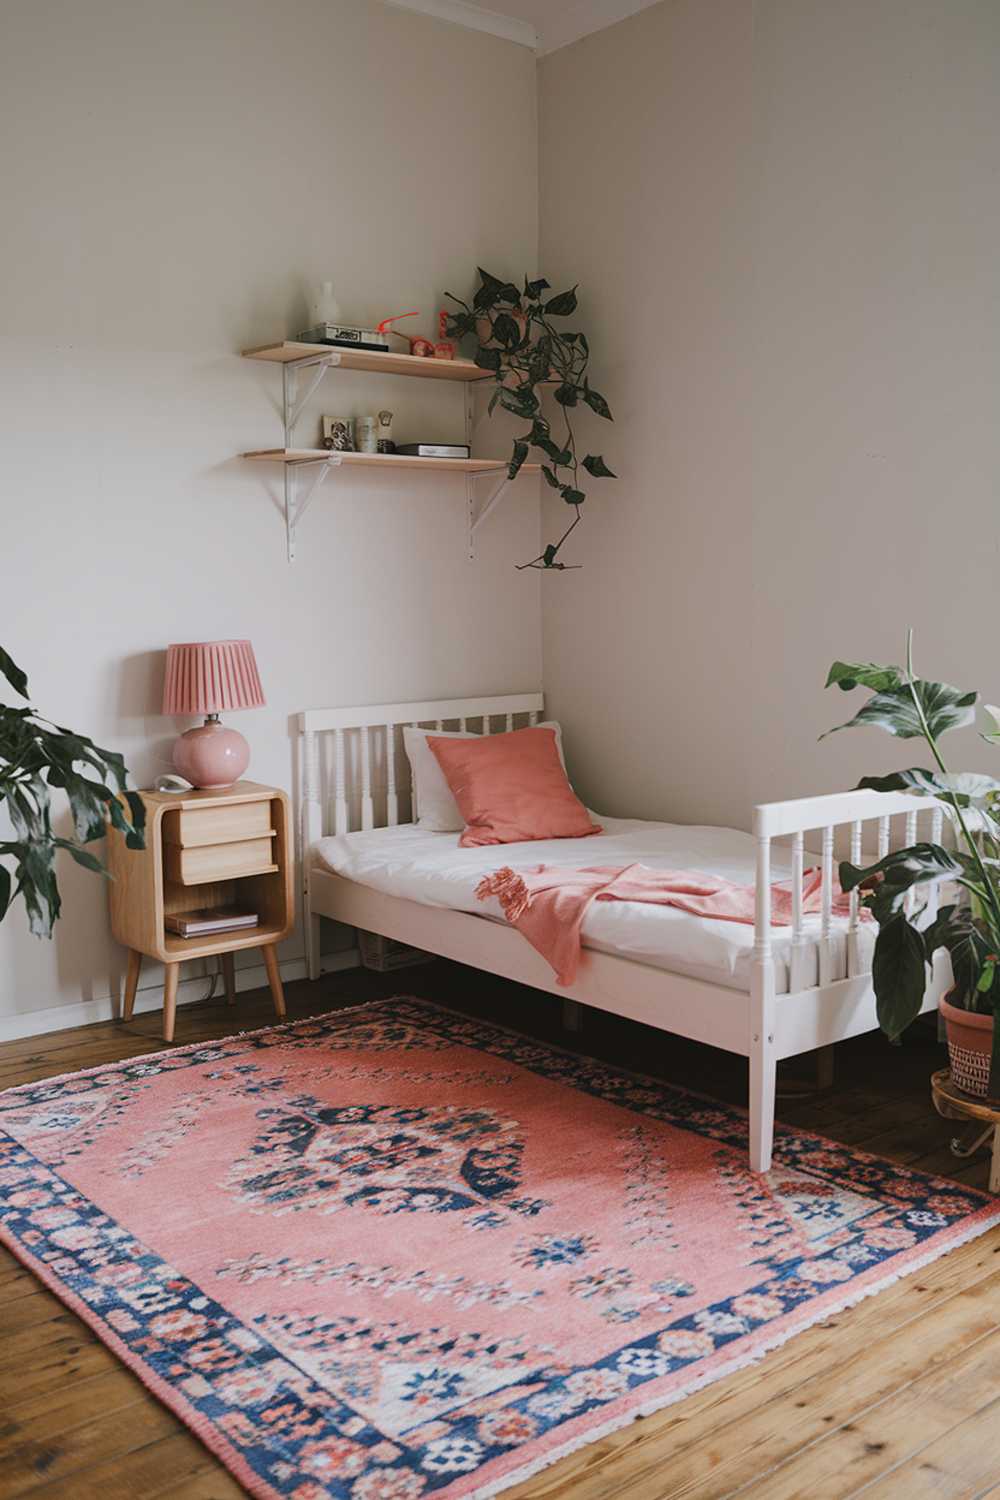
[0,948,361,1045]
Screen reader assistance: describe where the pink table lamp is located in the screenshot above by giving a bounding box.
[162,640,264,788]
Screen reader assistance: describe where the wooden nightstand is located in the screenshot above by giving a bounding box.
[107,781,294,1041]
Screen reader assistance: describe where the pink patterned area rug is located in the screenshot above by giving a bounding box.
[2,1000,999,1500]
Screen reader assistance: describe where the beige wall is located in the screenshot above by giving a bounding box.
[0,0,540,1035]
[538,0,754,828]
[539,0,1000,826]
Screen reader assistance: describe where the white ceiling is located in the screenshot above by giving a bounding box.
[385,0,663,54]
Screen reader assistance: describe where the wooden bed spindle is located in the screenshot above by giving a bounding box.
[385,725,398,827]
[334,728,348,835]
[409,724,419,821]
[819,824,834,984]
[847,818,863,977]
[360,727,374,831]
[904,810,918,914]
[788,830,808,992]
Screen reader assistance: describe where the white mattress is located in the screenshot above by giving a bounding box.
[313,817,872,995]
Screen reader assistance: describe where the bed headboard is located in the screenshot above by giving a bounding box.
[296,693,545,849]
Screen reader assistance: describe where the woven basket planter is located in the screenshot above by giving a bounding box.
[940,993,997,1099]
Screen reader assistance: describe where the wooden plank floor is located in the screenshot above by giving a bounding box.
[2,960,999,1499]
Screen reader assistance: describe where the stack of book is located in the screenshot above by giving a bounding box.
[165,908,259,939]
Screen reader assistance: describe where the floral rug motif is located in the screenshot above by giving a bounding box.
[1,999,998,1500]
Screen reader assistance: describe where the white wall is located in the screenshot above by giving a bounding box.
[0,0,540,1034]
[539,0,1000,826]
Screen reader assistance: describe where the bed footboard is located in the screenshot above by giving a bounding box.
[749,787,945,1170]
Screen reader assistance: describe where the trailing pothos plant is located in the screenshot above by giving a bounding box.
[824,632,1000,1083]
[445,268,615,570]
[0,646,145,937]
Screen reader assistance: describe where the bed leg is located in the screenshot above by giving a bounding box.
[750,820,777,1174]
[816,1043,835,1090]
[749,1036,777,1173]
[561,999,583,1033]
[306,913,321,982]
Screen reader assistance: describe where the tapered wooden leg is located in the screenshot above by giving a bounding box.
[123,949,141,1021]
[221,952,236,1006]
[816,1044,835,1090]
[262,944,286,1020]
[162,964,179,1043]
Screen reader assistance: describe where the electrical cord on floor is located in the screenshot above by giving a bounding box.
[198,956,222,1004]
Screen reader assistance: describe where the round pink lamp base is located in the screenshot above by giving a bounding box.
[172,722,250,789]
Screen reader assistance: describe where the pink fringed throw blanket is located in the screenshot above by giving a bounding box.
[475,863,855,986]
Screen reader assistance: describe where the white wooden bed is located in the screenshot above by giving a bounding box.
[297,693,948,1173]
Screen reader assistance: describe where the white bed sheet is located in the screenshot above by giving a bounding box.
[314,817,872,995]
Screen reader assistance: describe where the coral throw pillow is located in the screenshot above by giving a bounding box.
[427,726,602,847]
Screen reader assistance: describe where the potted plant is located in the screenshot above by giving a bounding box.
[0,646,145,937]
[824,632,1000,1096]
[445,269,616,571]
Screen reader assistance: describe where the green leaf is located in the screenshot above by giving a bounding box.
[554,382,578,407]
[544,287,578,317]
[473,268,520,310]
[474,346,501,373]
[492,312,522,350]
[823,677,977,740]
[524,276,550,300]
[560,486,585,506]
[508,441,529,480]
[857,771,1000,824]
[499,385,538,419]
[0,646,29,699]
[53,838,109,877]
[825,661,903,693]
[582,384,613,420]
[839,842,965,923]
[924,904,995,1007]
[446,310,477,339]
[533,433,572,466]
[582,454,616,478]
[542,543,558,567]
[0,864,10,921]
[540,465,561,489]
[872,914,927,1040]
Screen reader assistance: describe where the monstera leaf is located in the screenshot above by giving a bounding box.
[840,843,966,925]
[824,667,977,740]
[871,913,928,1041]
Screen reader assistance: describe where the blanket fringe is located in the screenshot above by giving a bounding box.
[475,866,530,923]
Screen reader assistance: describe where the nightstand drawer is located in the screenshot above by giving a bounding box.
[164,835,277,886]
[163,800,273,848]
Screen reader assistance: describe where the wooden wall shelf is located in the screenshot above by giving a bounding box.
[242,448,538,476]
[241,335,539,561]
[243,342,490,381]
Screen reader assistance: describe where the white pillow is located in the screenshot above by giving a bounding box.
[403,722,568,832]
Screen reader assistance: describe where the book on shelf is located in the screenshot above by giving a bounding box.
[165,907,259,938]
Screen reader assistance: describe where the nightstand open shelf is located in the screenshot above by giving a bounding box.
[108,781,294,1040]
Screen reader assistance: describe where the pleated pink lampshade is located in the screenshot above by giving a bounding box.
[162,640,265,717]
[162,641,264,788]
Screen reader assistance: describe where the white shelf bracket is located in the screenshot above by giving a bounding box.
[282,352,342,445]
[467,466,511,561]
[284,456,341,562]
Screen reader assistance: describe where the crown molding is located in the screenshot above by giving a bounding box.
[536,0,665,55]
[383,0,538,50]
